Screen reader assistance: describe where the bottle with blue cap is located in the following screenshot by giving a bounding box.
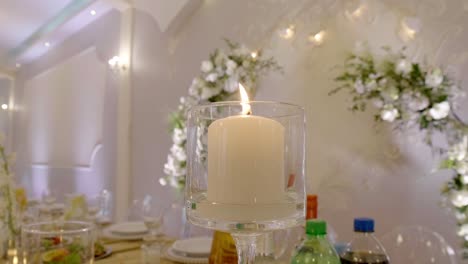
[340,218,390,264]
[290,219,340,264]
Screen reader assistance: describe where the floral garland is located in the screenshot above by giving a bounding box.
[0,137,19,241]
[161,40,280,190]
[331,47,468,251]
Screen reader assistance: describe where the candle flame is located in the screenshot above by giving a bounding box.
[239,83,252,115]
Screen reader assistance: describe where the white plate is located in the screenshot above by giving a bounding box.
[172,237,212,257]
[102,226,146,240]
[165,247,208,264]
[108,221,148,235]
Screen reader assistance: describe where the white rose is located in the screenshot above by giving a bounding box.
[429,101,450,120]
[457,161,468,175]
[205,73,219,83]
[201,60,213,73]
[214,52,226,65]
[171,144,187,162]
[169,177,180,188]
[449,137,468,161]
[224,76,239,93]
[164,155,177,175]
[200,86,222,100]
[226,60,237,71]
[215,66,224,75]
[159,178,167,186]
[365,79,377,90]
[425,69,444,88]
[459,223,468,236]
[188,78,202,97]
[372,98,384,109]
[172,128,186,145]
[234,46,249,56]
[461,174,468,185]
[456,211,467,221]
[382,87,399,101]
[451,190,468,208]
[378,78,387,86]
[395,59,412,75]
[408,96,429,111]
[380,106,399,122]
[354,79,365,94]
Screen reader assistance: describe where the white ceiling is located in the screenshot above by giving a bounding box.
[0,0,71,58]
[0,0,197,73]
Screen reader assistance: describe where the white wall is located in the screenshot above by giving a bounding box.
[13,10,121,201]
[8,0,468,252]
[131,0,468,249]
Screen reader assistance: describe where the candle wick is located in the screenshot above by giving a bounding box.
[246,110,252,115]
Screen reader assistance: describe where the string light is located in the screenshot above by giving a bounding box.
[279,25,295,39]
[399,17,421,42]
[250,51,258,59]
[44,42,50,47]
[90,10,97,16]
[345,4,367,20]
[308,30,326,46]
[1,104,8,110]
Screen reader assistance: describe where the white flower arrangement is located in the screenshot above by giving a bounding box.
[0,137,19,241]
[162,40,280,190]
[332,47,468,250]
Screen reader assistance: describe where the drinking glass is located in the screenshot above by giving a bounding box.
[21,221,95,264]
[185,101,306,264]
[41,188,57,207]
[141,195,166,241]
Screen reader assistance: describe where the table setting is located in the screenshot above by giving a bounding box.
[1,8,467,262]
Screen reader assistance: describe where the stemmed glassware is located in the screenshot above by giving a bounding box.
[140,195,166,241]
[185,101,306,264]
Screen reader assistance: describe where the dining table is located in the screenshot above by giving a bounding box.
[95,236,288,264]
[97,237,177,264]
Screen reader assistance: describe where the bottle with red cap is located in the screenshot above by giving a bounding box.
[306,195,318,220]
[340,218,390,264]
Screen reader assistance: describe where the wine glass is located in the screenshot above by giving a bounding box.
[41,188,57,207]
[141,195,166,241]
[185,101,306,264]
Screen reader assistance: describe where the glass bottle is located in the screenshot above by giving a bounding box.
[290,220,340,264]
[340,218,390,264]
[306,195,318,220]
[209,231,238,263]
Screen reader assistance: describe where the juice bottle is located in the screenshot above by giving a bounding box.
[340,218,390,264]
[290,220,340,264]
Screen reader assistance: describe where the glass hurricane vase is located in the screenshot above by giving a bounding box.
[185,101,306,264]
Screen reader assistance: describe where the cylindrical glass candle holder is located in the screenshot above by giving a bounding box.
[185,101,306,264]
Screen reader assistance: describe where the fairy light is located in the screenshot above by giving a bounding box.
[250,51,258,59]
[279,25,295,39]
[352,5,365,18]
[345,4,367,20]
[399,17,421,41]
[308,30,326,46]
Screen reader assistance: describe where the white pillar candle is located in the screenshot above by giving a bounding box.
[207,114,285,204]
